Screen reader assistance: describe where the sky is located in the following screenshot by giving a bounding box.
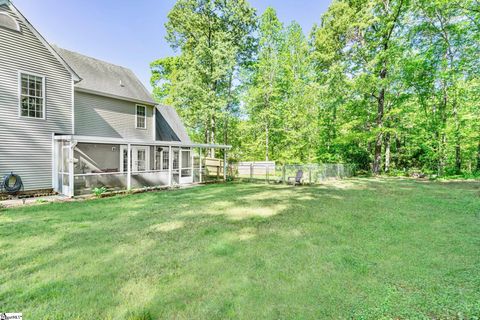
[12,0,331,91]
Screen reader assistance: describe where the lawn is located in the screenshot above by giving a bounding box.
[1,178,479,319]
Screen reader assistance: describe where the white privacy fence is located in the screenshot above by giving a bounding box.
[231,162,356,184]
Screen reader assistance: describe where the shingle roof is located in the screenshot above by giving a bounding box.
[54,46,155,105]
[156,105,191,143]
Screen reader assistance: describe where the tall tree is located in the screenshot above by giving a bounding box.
[312,0,407,174]
[152,0,256,156]
[151,0,480,176]
[244,7,283,161]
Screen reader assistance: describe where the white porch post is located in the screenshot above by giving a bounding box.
[68,140,76,198]
[168,146,173,187]
[191,148,194,182]
[52,134,58,192]
[199,148,203,183]
[179,147,182,184]
[223,148,227,182]
[127,143,132,190]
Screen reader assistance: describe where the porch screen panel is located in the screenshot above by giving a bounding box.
[123,148,128,172]
[137,149,146,171]
[173,150,179,170]
[155,147,161,170]
[181,149,192,177]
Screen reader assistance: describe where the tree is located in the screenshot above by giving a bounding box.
[312,0,407,174]
[244,7,283,161]
[152,0,256,156]
[151,0,480,176]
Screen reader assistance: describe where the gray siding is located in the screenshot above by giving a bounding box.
[156,105,191,143]
[74,91,154,140]
[0,5,73,191]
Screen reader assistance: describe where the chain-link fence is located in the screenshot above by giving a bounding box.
[231,162,356,184]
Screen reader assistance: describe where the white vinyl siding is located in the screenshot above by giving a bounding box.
[74,91,154,140]
[136,104,146,129]
[0,5,73,191]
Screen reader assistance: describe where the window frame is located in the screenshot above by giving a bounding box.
[161,149,170,171]
[135,104,147,129]
[0,12,21,32]
[18,71,46,120]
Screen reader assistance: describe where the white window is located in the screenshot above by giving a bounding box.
[0,12,21,32]
[136,105,146,129]
[19,72,45,119]
[162,149,169,170]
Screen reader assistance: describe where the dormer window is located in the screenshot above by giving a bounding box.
[136,105,146,129]
[0,12,20,32]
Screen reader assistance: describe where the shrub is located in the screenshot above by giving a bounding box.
[92,186,108,198]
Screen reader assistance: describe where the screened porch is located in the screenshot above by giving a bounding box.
[53,135,230,197]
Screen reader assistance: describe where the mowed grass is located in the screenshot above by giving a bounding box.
[1,178,479,319]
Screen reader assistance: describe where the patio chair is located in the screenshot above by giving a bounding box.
[287,170,304,186]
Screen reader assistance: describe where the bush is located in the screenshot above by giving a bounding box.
[92,186,108,198]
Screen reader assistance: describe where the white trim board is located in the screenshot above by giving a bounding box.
[53,135,232,149]
[75,87,156,107]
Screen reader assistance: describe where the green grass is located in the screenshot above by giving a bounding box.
[1,178,479,319]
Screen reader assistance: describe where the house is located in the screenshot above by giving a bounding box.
[0,0,230,197]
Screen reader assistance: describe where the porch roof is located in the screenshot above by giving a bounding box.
[54,135,232,149]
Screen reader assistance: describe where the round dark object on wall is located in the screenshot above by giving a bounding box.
[2,172,24,195]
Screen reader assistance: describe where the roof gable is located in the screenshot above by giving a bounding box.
[55,47,155,105]
[156,105,191,143]
[6,1,81,82]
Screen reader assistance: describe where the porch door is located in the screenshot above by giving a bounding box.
[121,146,150,172]
[132,147,149,172]
[61,142,72,195]
[180,148,193,184]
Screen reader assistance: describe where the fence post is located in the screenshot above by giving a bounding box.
[266,164,269,184]
[199,148,203,183]
[282,165,286,184]
[223,150,227,182]
[250,163,253,182]
[308,166,312,184]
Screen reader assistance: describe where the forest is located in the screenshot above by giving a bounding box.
[150,0,480,176]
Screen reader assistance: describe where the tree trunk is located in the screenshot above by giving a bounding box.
[438,85,448,176]
[384,131,391,173]
[394,134,402,169]
[373,85,385,175]
[476,140,480,172]
[224,116,228,146]
[204,116,210,144]
[265,122,269,161]
[224,72,234,146]
[372,0,404,175]
[453,99,461,173]
[210,114,216,158]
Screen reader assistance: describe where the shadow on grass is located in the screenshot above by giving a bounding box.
[1,178,479,318]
